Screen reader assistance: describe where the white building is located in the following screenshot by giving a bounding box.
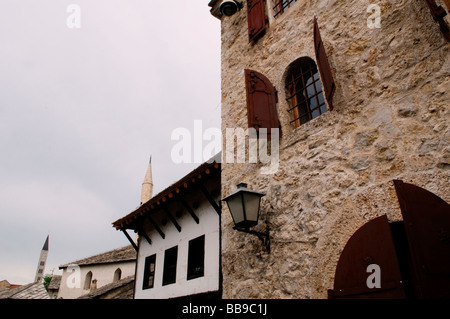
[113,156,221,299]
[57,245,136,299]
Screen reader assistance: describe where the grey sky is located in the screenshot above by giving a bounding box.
[0,0,221,284]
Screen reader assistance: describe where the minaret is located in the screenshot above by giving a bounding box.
[34,235,49,283]
[140,156,153,205]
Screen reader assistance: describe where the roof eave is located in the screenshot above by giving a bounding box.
[112,154,221,231]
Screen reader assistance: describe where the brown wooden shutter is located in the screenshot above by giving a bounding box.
[329,215,406,299]
[394,180,450,299]
[425,0,450,41]
[245,69,280,135]
[445,0,450,11]
[247,0,266,42]
[313,17,336,111]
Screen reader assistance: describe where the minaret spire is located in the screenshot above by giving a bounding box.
[140,155,153,205]
[34,235,49,283]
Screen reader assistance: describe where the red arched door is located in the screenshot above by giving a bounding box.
[394,180,450,299]
[329,215,406,299]
[329,180,450,299]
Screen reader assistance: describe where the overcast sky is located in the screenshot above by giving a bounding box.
[0,0,221,284]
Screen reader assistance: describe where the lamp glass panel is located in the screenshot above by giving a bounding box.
[226,194,245,225]
[243,192,262,223]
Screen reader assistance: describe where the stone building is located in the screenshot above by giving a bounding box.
[209,0,450,298]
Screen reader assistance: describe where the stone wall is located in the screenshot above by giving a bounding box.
[217,0,450,299]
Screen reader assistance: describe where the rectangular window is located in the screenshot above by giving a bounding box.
[162,246,178,286]
[142,254,156,290]
[187,235,205,280]
[273,0,297,18]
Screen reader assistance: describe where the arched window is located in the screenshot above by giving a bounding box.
[113,268,122,282]
[273,0,297,18]
[83,271,92,290]
[285,57,327,127]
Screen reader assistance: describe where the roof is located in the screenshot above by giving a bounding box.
[59,245,136,269]
[48,275,61,291]
[113,153,221,231]
[0,282,50,299]
[77,275,135,299]
[42,235,49,251]
[0,281,22,290]
[0,280,10,289]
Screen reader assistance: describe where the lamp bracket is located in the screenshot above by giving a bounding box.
[233,226,270,253]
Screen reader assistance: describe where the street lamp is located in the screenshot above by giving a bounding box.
[222,183,270,252]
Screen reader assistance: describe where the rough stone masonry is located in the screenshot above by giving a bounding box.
[213,0,450,299]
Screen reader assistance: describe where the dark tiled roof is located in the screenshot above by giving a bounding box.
[77,275,134,299]
[48,275,62,291]
[42,235,49,251]
[59,245,136,269]
[0,281,50,299]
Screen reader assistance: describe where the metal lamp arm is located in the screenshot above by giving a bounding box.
[233,226,271,253]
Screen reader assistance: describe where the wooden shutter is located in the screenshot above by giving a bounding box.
[329,215,406,299]
[394,180,450,299]
[445,0,450,11]
[247,0,266,42]
[425,0,450,41]
[313,17,336,111]
[245,69,280,135]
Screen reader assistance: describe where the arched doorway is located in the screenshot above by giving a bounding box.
[329,180,450,299]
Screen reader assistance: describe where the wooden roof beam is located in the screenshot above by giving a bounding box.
[146,216,165,240]
[121,229,138,252]
[136,225,152,246]
[180,197,200,224]
[163,207,182,233]
[199,184,221,215]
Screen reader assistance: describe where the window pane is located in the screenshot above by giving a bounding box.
[320,103,328,115]
[297,100,307,114]
[311,108,320,119]
[148,275,154,287]
[187,235,205,280]
[313,72,320,81]
[315,79,323,93]
[309,95,318,109]
[306,84,315,97]
[143,254,156,290]
[300,115,309,125]
[162,246,178,286]
[317,91,325,106]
